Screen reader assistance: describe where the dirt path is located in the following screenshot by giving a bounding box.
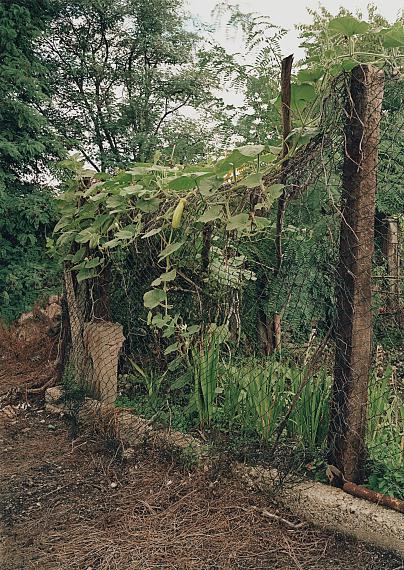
[2,406,403,569]
[0,321,403,569]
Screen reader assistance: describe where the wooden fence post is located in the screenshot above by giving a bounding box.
[385,217,401,323]
[328,65,385,483]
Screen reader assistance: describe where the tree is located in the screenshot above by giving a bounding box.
[214,3,286,145]
[41,0,234,170]
[0,0,61,321]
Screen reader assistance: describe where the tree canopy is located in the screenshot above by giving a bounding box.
[0,0,61,320]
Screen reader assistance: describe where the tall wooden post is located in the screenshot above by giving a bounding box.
[385,218,401,324]
[328,66,384,483]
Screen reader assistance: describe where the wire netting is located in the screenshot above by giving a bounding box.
[59,67,403,495]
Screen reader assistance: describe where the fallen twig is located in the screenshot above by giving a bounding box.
[246,505,306,529]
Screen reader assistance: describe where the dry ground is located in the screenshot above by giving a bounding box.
[0,318,403,569]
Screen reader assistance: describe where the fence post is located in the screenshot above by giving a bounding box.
[385,218,401,324]
[328,65,384,483]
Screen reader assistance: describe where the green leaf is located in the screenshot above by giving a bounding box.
[267,184,285,199]
[114,230,132,240]
[170,370,191,389]
[136,198,160,213]
[381,24,404,48]
[84,257,103,269]
[328,16,370,37]
[197,205,223,222]
[115,224,139,239]
[226,213,250,232]
[56,230,76,246]
[143,289,167,309]
[341,58,358,72]
[102,238,121,249]
[254,217,272,229]
[167,175,197,191]
[260,153,276,163]
[53,216,72,233]
[291,83,316,111]
[106,195,125,209]
[119,184,143,196]
[241,173,263,188]
[89,192,108,202]
[297,67,324,83]
[215,148,258,174]
[141,227,162,239]
[158,241,184,260]
[288,127,319,147]
[167,356,184,373]
[151,269,177,286]
[71,247,86,263]
[198,176,220,196]
[164,342,179,355]
[76,268,96,283]
[237,144,265,157]
[75,228,97,244]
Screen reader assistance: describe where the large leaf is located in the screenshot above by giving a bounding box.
[198,176,221,196]
[115,229,134,240]
[215,149,258,174]
[164,342,179,356]
[84,257,103,269]
[71,247,86,263]
[76,267,96,283]
[75,228,98,244]
[120,184,143,196]
[291,83,316,111]
[237,144,265,157]
[297,67,324,83]
[56,230,76,246]
[143,289,167,309]
[167,175,198,191]
[152,269,177,286]
[254,217,272,229]
[226,213,250,232]
[381,24,404,48]
[198,205,223,222]
[158,241,184,260]
[328,16,370,37]
[102,238,121,249]
[241,173,263,188]
[53,216,72,233]
[115,224,139,239]
[136,198,160,213]
[106,195,125,209]
[267,184,285,199]
[141,227,162,239]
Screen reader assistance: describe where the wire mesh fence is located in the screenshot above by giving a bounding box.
[56,65,403,496]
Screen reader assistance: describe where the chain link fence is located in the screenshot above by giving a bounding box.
[56,65,403,497]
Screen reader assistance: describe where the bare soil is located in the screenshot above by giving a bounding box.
[0,319,403,569]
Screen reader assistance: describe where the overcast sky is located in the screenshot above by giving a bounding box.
[188,0,403,59]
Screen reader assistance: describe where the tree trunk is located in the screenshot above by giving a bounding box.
[328,65,384,483]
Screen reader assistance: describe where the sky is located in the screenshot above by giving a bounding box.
[188,0,403,59]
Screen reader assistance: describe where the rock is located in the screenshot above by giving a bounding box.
[45,386,64,404]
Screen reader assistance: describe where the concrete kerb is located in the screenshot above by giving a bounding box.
[45,386,404,557]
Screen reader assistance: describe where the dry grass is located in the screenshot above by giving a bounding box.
[1,323,402,570]
[0,318,57,393]
[1,409,401,570]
